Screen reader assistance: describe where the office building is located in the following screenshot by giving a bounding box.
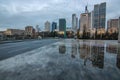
[93,2,106,29]
[0,31,5,40]
[80,6,91,34]
[45,21,50,32]
[59,18,66,31]
[76,17,78,30]
[72,14,78,33]
[25,26,35,37]
[107,19,119,28]
[5,29,25,36]
[52,22,57,31]
[59,18,66,38]
[118,17,120,42]
[107,19,119,33]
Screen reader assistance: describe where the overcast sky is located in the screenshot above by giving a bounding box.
[0,0,120,31]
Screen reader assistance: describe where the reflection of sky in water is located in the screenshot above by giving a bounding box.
[59,40,120,69]
[0,39,120,80]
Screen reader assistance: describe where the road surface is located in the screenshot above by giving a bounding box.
[0,39,59,60]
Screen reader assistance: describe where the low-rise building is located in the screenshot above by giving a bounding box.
[107,19,119,34]
[25,26,36,37]
[5,29,24,36]
[0,31,5,40]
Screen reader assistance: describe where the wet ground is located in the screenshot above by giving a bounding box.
[0,39,120,80]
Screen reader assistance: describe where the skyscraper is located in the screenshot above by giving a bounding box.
[45,21,50,32]
[59,18,66,38]
[52,22,57,31]
[94,2,106,29]
[80,6,91,35]
[118,17,120,43]
[59,19,66,31]
[72,14,78,33]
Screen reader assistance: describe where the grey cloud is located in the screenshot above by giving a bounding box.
[0,0,120,31]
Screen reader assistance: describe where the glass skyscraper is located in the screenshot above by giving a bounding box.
[94,2,106,29]
[59,19,66,31]
[59,18,66,38]
[52,22,57,31]
[72,14,78,33]
[118,17,120,43]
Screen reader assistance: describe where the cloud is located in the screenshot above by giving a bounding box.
[0,0,120,31]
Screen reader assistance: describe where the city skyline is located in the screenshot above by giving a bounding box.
[0,0,120,31]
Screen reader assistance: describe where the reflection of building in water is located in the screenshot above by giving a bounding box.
[78,41,91,66]
[106,44,117,54]
[91,45,104,69]
[71,40,77,58]
[116,44,120,69]
[59,44,66,54]
[79,43,91,59]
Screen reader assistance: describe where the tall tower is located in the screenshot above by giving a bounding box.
[59,18,66,38]
[79,5,91,37]
[52,22,57,31]
[85,5,89,13]
[94,2,106,29]
[45,21,50,32]
[72,14,77,34]
[118,17,120,43]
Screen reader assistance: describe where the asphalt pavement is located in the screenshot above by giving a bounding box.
[0,39,59,61]
[0,39,119,80]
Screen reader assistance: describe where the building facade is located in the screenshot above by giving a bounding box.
[52,22,57,32]
[94,2,106,29]
[72,14,78,33]
[59,19,66,31]
[118,17,120,42]
[25,26,35,37]
[107,19,119,33]
[0,31,5,40]
[80,6,91,35]
[45,21,50,32]
[5,29,24,36]
[59,18,66,38]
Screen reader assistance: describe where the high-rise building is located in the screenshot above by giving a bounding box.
[72,14,78,33]
[93,2,106,29]
[118,17,120,43]
[45,21,50,32]
[80,6,91,34]
[59,18,66,38]
[107,19,119,33]
[76,17,78,30]
[91,10,94,29]
[59,19,66,31]
[107,19,119,28]
[52,22,57,31]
